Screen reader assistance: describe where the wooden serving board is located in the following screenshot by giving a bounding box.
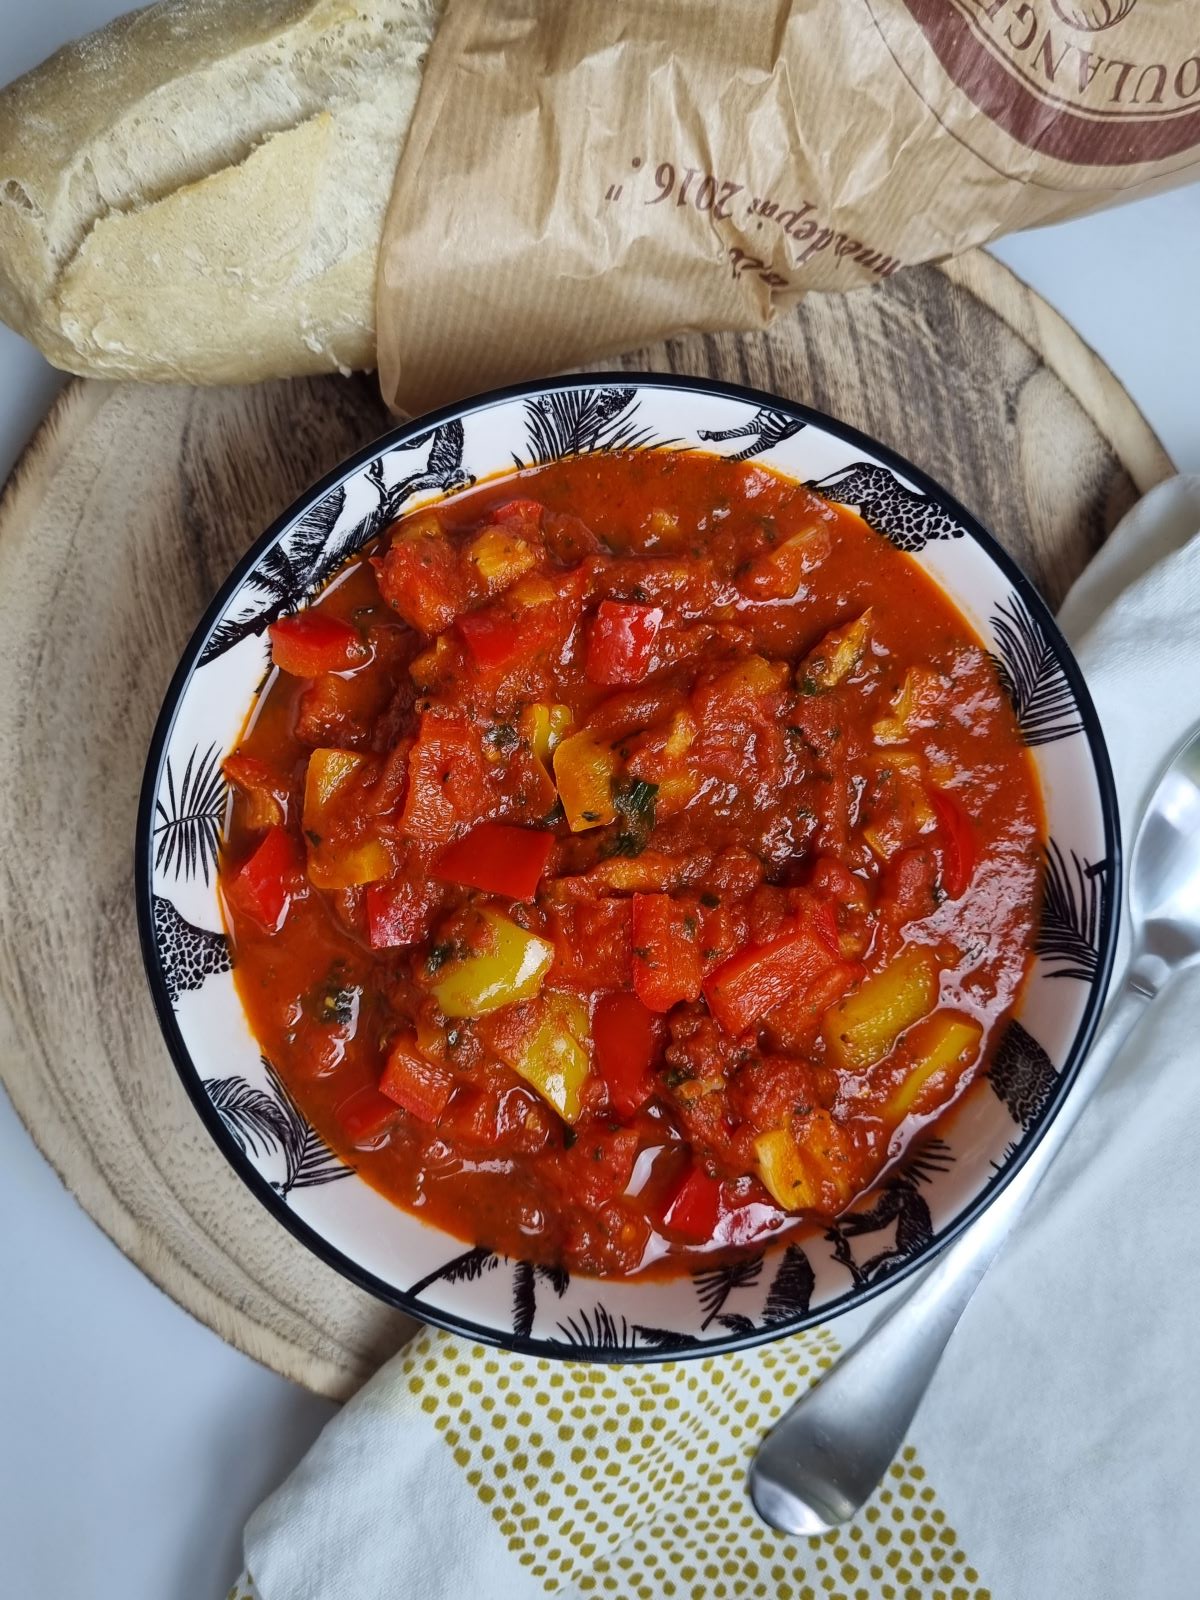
[0,252,1172,1401]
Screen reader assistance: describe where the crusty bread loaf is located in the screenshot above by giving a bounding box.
[0,0,439,382]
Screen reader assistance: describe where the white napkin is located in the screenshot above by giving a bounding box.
[237,477,1200,1600]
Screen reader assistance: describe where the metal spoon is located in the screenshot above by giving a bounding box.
[749,725,1200,1536]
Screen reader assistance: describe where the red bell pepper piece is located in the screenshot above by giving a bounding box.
[659,1163,723,1242]
[268,611,367,677]
[456,606,554,671]
[930,788,977,899]
[433,822,553,901]
[365,876,440,949]
[400,714,486,843]
[222,752,288,829]
[490,498,544,535]
[808,896,840,955]
[631,893,703,1013]
[379,1036,456,1123]
[703,923,837,1038]
[338,1085,403,1143]
[585,600,664,687]
[593,992,660,1118]
[225,826,302,932]
[374,525,465,634]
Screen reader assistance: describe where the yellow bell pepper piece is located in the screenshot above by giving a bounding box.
[756,1111,858,1213]
[886,1011,983,1121]
[662,710,697,760]
[465,527,538,591]
[712,654,791,700]
[861,750,936,862]
[800,609,873,690]
[306,837,392,890]
[432,911,555,1019]
[553,729,619,831]
[521,702,574,769]
[655,771,700,817]
[872,665,944,745]
[409,633,456,693]
[506,991,592,1124]
[754,1128,818,1212]
[303,749,392,888]
[796,1110,857,1207]
[303,748,366,829]
[825,946,939,1070]
[508,574,557,609]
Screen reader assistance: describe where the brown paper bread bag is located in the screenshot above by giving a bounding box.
[377,0,1200,410]
[0,0,1196,395]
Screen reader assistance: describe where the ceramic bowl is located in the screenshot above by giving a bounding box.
[136,373,1119,1359]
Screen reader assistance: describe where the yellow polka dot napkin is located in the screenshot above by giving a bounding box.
[242,1325,988,1600]
[239,478,1200,1600]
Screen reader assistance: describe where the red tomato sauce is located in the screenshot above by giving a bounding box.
[219,449,1043,1278]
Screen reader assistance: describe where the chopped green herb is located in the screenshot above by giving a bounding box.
[603,832,642,859]
[664,1067,696,1090]
[322,987,357,1025]
[615,777,658,822]
[562,1125,577,1149]
[700,892,720,909]
[485,723,519,752]
[425,941,459,974]
[305,964,359,1027]
[601,776,659,859]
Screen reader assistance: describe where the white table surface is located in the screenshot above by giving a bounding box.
[0,7,1197,1597]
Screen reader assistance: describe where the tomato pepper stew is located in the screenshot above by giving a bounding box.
[220,450,1043,1278]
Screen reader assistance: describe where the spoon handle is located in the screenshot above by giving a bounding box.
[749,974,1150,1536]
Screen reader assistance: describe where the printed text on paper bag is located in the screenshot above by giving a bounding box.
[605,157,902,288]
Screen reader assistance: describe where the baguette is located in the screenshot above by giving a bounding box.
[0,0,439,383]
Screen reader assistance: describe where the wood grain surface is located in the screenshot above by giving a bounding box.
[0,252,1172,1400]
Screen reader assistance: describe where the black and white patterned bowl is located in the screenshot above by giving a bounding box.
[136,374,1119,1360]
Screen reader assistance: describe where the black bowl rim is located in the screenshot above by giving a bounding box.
[136,369,1121,1363]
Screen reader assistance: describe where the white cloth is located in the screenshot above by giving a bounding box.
[239,478,1200,1600]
